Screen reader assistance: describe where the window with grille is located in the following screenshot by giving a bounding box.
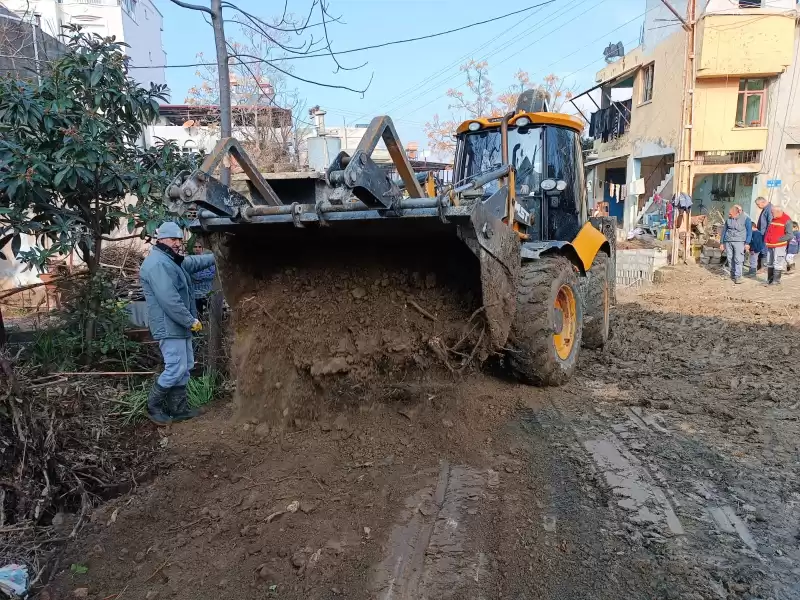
[641,63,654,103]
[736,79,766,127]
[711,173,737,199]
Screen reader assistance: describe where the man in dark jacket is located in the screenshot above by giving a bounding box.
[719,204,751,284]
[747,222,764,276]
[755,196,772,268]
[140,222,216,425]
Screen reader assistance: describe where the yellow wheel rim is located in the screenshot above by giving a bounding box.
[553,284,577,360]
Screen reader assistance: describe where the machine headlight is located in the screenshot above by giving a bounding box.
[515,116,531,127]
[468,121,481,131]
[541,179,556,191]
[556,180,568,191]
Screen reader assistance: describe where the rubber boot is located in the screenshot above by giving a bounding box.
[767,267,774,285]
[169,385,199,422]
[147,383,172,426]
[773,269,783,285]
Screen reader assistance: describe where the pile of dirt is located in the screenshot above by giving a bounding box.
[213,232,489,426]
[44,372,529,600]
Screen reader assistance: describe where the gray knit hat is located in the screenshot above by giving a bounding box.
[156,222,183,240]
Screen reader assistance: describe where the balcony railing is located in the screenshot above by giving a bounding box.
[694,150,761,165]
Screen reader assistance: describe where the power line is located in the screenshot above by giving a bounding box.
[384,0,591,122]
[343,0,562,124]
[129,0,557,70]
[392,0,604,121]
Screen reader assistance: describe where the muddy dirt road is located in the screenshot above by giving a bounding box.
[49,265,800,600]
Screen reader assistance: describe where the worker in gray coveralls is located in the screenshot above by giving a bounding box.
[139,222,216,425]
[719,204,752,285]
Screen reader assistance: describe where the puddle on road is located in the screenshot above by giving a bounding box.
[583,437,684,535]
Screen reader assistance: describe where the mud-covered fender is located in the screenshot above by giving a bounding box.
[521,240,587,276]
[572,221,612,271]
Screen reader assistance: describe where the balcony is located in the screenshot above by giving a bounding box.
[694,150,761,165]
[693,150,762,175]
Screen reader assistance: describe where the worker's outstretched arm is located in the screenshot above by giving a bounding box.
[745,217,753,245]
[182,254,215,274]
[150,263,196,329]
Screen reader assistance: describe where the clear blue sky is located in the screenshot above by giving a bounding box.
[155,0,647,151]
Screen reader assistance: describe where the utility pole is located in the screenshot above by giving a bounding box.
[669,0,696,265]
[166,0,231,371]
[207,0,231,371]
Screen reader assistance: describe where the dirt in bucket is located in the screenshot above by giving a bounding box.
[211,230,489,427]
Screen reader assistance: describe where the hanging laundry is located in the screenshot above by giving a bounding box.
[671,192,693,210]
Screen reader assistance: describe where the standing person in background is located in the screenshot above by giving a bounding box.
[139,222,216,425]
[719,204,751,284]
[785,221,800,274]
[755,196,773,271]
[747,222,764,277]
[764,205,793,285]
[190,238,216,317]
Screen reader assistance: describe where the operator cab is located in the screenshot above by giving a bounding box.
[453,109,587,243]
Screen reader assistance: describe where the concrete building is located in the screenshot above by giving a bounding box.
[0,0,166,88]
[576,0,799,231]
[0,4,65,78]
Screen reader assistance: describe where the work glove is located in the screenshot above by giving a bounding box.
[191,319,203,332]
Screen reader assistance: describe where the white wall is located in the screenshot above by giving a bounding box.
[121,0,166,88]
[758,21,800,218]
[1,0,166,88]
[144,124,219,154]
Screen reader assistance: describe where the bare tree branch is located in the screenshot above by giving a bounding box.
[221,0,317,36]
[230,51,371,94]
[317,0,364,73]
[165,0,213,16]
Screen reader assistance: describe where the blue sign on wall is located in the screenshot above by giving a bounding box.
[766,179,782,188]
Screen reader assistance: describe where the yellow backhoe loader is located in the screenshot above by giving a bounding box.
[166,90,615,386]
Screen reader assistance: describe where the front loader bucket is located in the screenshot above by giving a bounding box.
[211,226,487,426]
[170,120,520,427]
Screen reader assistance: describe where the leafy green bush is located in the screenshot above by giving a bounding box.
[26,274,139,371]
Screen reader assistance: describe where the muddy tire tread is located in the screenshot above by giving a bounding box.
[507,256,583,386]
[582,252,610,350]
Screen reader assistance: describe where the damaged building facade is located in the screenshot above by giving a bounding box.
[577,0,800,232]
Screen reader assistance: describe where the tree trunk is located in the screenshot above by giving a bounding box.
[0,304,7,349]
[207,0,231,374]
[82,232,103,359]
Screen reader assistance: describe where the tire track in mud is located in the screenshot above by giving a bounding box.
[373,460,490,600]
[553,381,800,600]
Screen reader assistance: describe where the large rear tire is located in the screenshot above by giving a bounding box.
[582,252,611,349]
[507,256,583,386]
